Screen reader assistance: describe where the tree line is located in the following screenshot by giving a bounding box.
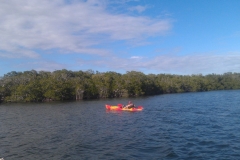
[0,69,240,102]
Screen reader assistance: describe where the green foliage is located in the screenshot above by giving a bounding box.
[1,70,240,102]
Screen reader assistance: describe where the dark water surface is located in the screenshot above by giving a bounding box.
[1,90,240,159]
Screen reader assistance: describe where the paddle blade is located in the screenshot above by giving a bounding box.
[105,104,111,109]
[118,104,123,108]
[137,106,143,109]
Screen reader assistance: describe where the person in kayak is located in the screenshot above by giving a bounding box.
[124,101,135,109]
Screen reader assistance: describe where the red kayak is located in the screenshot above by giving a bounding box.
[105,104,143,111]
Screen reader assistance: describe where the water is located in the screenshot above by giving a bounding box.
[1,90,240,159]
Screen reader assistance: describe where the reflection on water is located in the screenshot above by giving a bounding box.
[1,90,240,159]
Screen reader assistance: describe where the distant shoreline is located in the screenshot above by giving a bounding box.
[1,70,240,103]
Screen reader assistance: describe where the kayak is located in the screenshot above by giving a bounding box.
[105,104,143,111]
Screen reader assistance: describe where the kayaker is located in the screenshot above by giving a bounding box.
[124,101,135,109]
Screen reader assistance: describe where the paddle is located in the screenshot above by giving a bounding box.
[137,106,143,109]
[118,104,123,108]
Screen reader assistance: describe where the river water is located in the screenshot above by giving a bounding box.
[1,90,240,159]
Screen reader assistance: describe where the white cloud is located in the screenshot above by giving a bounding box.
[130,56,143,59]
[128,5,148,13]
[0,0,172,58]
[145,54,240,74]
[0,48,39,59]
[77,53,240,75]
[17,60,67,72]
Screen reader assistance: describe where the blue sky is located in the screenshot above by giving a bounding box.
[1,0,240,76]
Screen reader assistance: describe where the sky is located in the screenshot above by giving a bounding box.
[0,0,240,76]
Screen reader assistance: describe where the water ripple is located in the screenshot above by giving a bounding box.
[1,91,240,159]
